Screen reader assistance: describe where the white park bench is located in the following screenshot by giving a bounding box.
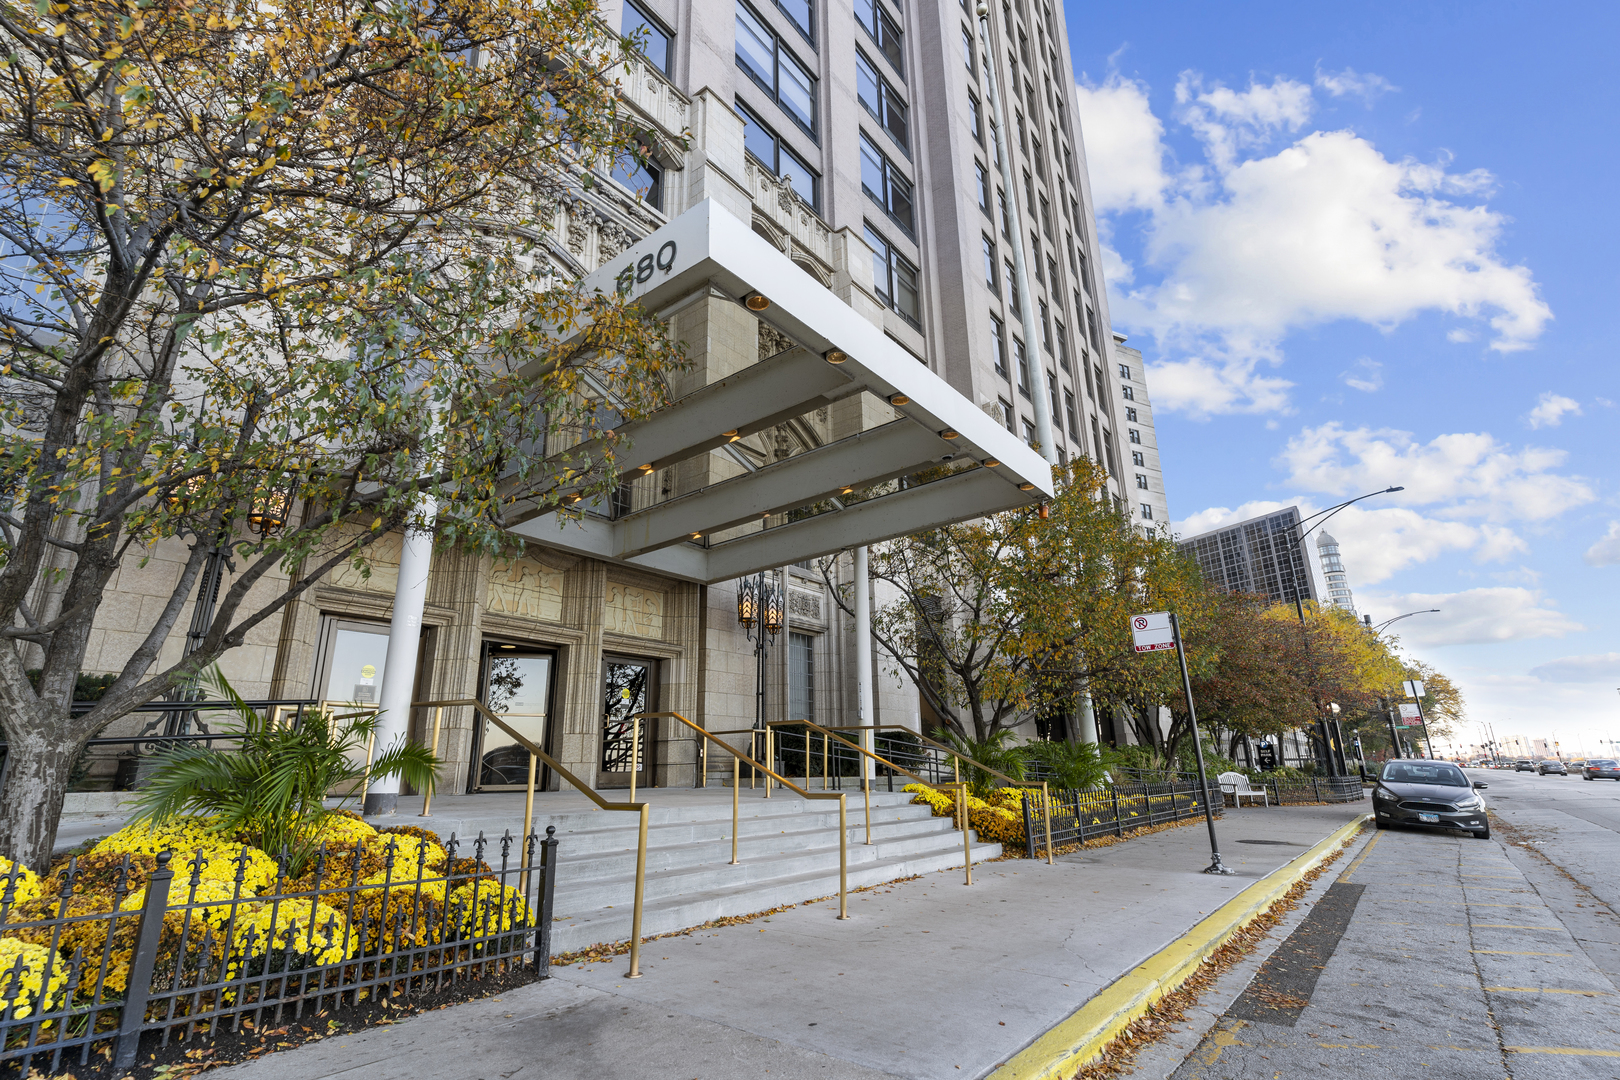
[1217,771,1270,808]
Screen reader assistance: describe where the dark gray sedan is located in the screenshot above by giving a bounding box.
[1372,760,1490,839]
[1583,758,1620,781]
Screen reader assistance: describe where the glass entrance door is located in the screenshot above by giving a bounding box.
[598,657,656,789]
[474,644,556,791]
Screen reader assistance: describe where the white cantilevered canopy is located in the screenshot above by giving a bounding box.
[507,199,1054,584]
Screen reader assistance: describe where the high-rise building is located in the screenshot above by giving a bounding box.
[1315,530,1356,614]
[1111,335,1169,529]
[1179,507,1315,605]
[42,0,1132,796]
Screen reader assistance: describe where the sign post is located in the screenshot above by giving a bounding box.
[1132,611,1233,876]
[1401,679,1432,759]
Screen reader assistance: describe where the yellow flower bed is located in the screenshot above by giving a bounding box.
[0,938,68,1019]
[904,784,1205,854]
[308,814,377,847]
[0,856,43,908]
[364,833,446,876]
[449,882,532,937]
[222,899,356,973]
[93,817,226,861]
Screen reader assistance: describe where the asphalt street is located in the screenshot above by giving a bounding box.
[1168,767,1620,1079]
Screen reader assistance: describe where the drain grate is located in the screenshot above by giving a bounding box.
[1236,839,1303,846]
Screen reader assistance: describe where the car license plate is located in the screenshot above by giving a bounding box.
[1418,812,1440,823]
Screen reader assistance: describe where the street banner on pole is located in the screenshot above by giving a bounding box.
[1402,679,1425,699]
[1132,611,1175,653]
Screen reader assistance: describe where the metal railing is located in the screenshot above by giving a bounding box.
[822,725,1055,865]
[0,826,558,1075]
[635,713,855,915]
[1028,776,1224,851]
[411,699,651,978]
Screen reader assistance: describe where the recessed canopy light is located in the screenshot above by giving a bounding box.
[637,463,654,474]
[940,429,959,440]
[1018,482,1035,491]
[839,486,853,495]
[983,459,1001,468]
[825,349,847,364]
[744,294,771,311]
[889,394,909,406]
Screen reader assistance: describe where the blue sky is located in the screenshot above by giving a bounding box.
[1063,1,1620,757]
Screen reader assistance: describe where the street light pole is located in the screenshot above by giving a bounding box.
[1279,486,1404,776]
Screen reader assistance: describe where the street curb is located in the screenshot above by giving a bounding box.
[985,813,1371,1080]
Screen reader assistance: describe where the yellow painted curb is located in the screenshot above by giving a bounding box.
[987,813,1371,1080]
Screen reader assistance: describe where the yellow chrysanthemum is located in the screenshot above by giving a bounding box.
[0,856,43,909]
[92,817,225,861]
[0,938,68,1020]
[449,882,532,938]
[363,834,446,877]
[222,898,356,973]
[308,815,376,847]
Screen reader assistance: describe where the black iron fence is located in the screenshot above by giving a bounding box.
[0,828,558,1075]
[1258,775,1366,805]
[1019,776,1225,856]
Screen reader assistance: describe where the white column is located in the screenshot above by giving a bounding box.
[1075,686,1099,744]
[854,546,874,781]
[364,496,437,816]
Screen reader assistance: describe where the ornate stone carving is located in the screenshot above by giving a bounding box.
[758,322,794,361]
[788,589,821,621]
[598,221,632,261]
[328,531,402,593]
[604,583,664,638]
[487,556,565,622]
[565,202,590,257]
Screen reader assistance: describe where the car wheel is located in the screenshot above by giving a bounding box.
[1375,818,1388,829]
[1585,776,1594,781]
[1475,827,1491,840]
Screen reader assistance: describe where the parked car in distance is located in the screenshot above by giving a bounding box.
[1583,758,1620,781]
[1567,758,1586,773]
[1537,759,1567,776]
[1372,759,1490,839]
[1514,759,1535,772]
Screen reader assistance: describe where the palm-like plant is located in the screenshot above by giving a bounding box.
[131,669,440,874]
[941,728,1025,798]
[1019,739,1111,792]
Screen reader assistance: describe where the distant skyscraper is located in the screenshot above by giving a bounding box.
[1112,335,1170,530]
[1178,507,1315,605]
[1315,530,1356,614]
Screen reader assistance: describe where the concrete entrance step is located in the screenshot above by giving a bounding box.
[549,836,1001,953]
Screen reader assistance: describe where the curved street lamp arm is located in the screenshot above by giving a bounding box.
[1372,608,1441,634]
[1293,486,1405,543]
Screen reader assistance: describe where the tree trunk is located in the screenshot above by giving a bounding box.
[0,715,85,871]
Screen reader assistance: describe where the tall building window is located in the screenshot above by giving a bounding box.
[1132,450,1144,466]
[1064,390,1079,439]
[774,0,814,43]
[610,151,663,209]
[1140,503,1154,521]
[1014,338,1031,396]
[1128,427,1141,444]
[1023,418,1037,446]
[866,223,920,326]
[736,2,817,136]
[1117,362,1130,380]
[1086,308,1101,352]
[1047,255,1059,291]
[991,314,1008,378]
[855,0,903,72]
[999,396,1016,432]
[789,631,815,720]
[621,0,672,73]
[1004,259,1019,313]
[962,25,975,73]
[860,133,914,233]
[739,101,819,210]
[1038,300,1051,351]
[1122,385,1135,401]
[1124,407,1137,422]
[1055,320,1070,371]
[1135,473,1149,490]
[976,162,991,214]
[856,52,909,149]
[982,236,997,289]
[1031,233,1043,284]
[998,190,1010,238]
[1047,372,1059,429]
[967,92,983,143]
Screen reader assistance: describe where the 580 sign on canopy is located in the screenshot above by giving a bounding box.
[615,240,679,296]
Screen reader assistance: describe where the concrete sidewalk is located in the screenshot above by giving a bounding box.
[208,803,1364,1080]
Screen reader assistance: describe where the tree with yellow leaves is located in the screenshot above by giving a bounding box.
[0,0,682,867]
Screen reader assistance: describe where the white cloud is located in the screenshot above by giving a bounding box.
[1075,70,1553,415]
[1072,74,1169,215]
[1585,521,1620,567]
[1527,653,1620,683]
[1277,423,1595,524]
[1314,66,1398,105]
[1526,392,1581,429]
[1446,328,1476,343]
[1358,587,1583,646]
[1341,357,1383,393]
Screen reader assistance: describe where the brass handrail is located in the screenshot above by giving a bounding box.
[828,723,1054,866]
[767,719,980,885]
[631,712,852,919]
[412,698,652,979]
